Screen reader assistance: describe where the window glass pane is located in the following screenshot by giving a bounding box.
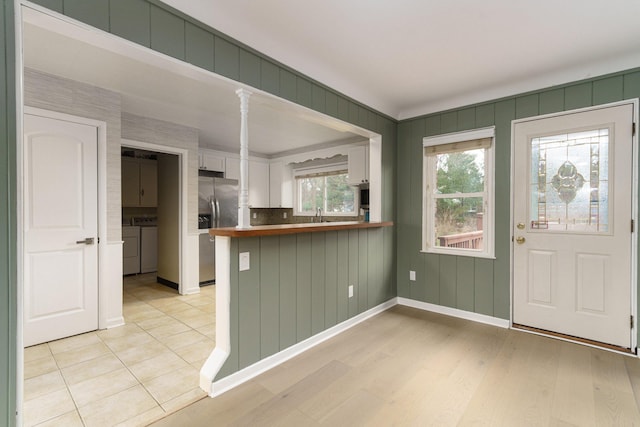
[530,128,609,233]
[436,149,484,195]
[326,174,355,213]
[434,196,484,249]
[298,176,324,213]
[297,173,356,214]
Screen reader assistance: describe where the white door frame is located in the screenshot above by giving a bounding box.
[509,99,639,354]
[121,138,189,295]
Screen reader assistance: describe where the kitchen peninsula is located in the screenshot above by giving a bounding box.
[200,220,394,396]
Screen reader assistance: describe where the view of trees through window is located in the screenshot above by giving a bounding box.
[297,173,356,214]
[434,149,485,241]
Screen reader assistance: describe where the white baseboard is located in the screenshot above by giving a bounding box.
[104,316,125,329]
[397,297,510,329]
[210,298,398,397]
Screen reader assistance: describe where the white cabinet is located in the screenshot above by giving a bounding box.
[269,162,293,208]
[122,226,140,275]
[122,157,157,207]
[226,157,270,207]
[199,151,225,172]
[140,226,158,274]
[225,157,240,180]
[347,145,369,185]
[249,160,270,207]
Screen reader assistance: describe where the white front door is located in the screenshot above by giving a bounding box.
[23,113,99,347]
[513,103,634,349]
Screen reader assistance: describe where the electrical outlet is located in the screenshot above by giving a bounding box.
[239,252,250,271]
[348,285,354,298]
[252,212,257,219]
[283,212,288,219]
[409,270,416,281]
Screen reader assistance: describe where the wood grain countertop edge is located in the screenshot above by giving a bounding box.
[208,221,394,237]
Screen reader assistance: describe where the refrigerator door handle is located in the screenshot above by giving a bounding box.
[215,199,221,228]
[210,197,216,227]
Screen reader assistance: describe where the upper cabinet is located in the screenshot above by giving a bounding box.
[269,162,293,208]
[347,145,369,185]
[220,155,270,207]
[199,150,225,172]
[225,157,240,180]
[122,157,157,207]
[249,160,270,208]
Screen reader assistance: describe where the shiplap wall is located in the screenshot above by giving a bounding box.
[1,1,17,424]
[216,227,395,379]
[396,70,640,325]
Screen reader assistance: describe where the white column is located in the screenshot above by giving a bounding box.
[235,88,252,229]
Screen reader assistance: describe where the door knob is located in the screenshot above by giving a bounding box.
[517,222,525,230]
[76,237,95,245]
[515,236,525,244]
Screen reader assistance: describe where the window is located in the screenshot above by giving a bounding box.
[294,162,357,216]
[422,127,495,258]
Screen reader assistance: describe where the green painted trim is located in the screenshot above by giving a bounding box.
[1,0,17,424]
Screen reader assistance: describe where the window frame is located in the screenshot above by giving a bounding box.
[422,127,496,259]
[293,163,359,217]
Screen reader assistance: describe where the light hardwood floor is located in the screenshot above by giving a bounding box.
[152,305,640,426]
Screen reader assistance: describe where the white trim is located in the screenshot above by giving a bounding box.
[207,297,398,397]
[369,135,382,222]
[120,138,195,296]
[397,297,510,329]
[509,99,640,354]
[14,3,25,425]
[200,236,231,393]
[422,127,495,259]
[423,126,495,147]
[632,101,639,354]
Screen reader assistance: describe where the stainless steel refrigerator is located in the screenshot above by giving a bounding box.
[198,174,238,285]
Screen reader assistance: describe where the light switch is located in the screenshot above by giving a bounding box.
[409,270,416,281]
[239,252,250,271]
[348,285,354,298]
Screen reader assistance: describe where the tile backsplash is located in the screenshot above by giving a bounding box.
[249,208,363,225]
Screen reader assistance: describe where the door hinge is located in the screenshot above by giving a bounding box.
[631,315,634,329]
[632,219,635,233]
[634,123,637,137]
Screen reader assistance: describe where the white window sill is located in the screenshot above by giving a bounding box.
[420,249,496,260]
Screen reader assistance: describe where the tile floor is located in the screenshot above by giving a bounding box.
[23,274,215,427]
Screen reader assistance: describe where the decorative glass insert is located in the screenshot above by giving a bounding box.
[530,128,609,233]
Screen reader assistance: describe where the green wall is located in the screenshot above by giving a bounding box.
[216,228,394,379]
[3,0,397,422]
[396,69,640,324]
[1,0,17,425]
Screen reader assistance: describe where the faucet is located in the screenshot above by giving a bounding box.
[316,207,323,223]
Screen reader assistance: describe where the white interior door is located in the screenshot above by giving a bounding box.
[23,113,99,347]
[513,103,634,349]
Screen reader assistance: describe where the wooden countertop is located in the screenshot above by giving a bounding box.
[208,221,393,237]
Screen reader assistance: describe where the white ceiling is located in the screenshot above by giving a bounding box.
[162,0,640,120]
[22,7,369,156]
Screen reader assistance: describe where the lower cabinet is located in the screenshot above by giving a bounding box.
[122,226,140,275]
[140,226,158,274]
